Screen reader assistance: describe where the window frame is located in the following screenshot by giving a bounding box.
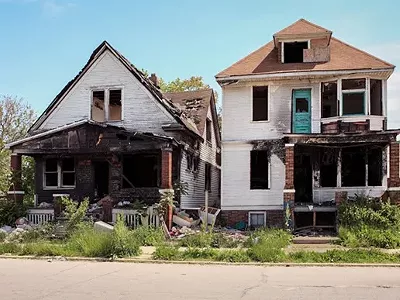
[206,118,212,144]
[248,212,267,228]
[43,158,76,189]
[205,163,212,192]
[90,87,124,122]
[251,86,270,122]
[281,40,310,63]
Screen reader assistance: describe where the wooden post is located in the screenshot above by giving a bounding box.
[160,145,173,230]
[204,190,209,231]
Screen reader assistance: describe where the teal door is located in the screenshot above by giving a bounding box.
[292,89,311,133]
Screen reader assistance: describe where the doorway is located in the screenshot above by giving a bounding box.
[294,152,313,203]
[93,161,109,198]
[292,89,311,133]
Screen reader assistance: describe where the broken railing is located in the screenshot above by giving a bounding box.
[112,205,159,229]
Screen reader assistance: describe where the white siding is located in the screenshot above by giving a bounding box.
[40,50,177,134]
[222,143,284,210]
[180,106,220,209]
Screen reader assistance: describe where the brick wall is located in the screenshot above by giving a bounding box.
[221,210,284,228]
[285,145,294,189]
[161,149,173,189]
[389,143,400,187]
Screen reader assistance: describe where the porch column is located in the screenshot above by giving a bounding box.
[160,146,173,229]
[284,144,295,230]
[388,143,400,204]
[8,153,24,204]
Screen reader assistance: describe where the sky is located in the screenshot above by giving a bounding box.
[0,0,399,126]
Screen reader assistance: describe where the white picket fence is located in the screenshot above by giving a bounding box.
[112,206,159,229]
[27,208,55,225]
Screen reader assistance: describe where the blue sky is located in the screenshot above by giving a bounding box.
[1,0,399,126]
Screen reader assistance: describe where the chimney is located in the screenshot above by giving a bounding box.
[149,73,159,88]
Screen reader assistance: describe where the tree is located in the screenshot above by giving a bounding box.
[159,76,211,93]
[0,95,36,201]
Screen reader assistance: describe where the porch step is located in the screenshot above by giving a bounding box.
[293,236,339,245]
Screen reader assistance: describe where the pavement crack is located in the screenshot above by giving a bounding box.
[240,272,268,299]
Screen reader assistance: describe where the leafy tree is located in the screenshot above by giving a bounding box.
[0,95,36,200]
[159,76,211,93]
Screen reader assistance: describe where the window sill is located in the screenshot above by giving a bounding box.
[251,120,270,123]
[43,186,76,190]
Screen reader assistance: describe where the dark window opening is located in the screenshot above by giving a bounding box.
[193,156,200,172]
[250,150,269,189]
[370,79,383,116]
[94,161,109,198]
[320,149,337,187]
[368,147,382,186]
[61,158,75,186]
[205,163,211,192]
[315,212,336,227]
[283,42,308,63]
[342,92,364,115]
[252,86,268,121]
[294,153,313,203]
[91,90,105,122]
[122,153,159,188]
[109,89,122,121]
[342,147,366,187]
[206,118,212,143]
[186,153,193,171]
[296,98,308,112]
[321,81,338,117]
[294,212,313,229]
[342,78,366,90]
[44,158,58,187]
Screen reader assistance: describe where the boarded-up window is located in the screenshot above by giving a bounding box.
[252,86,268,121]
[109,89,122,121]
[370,79,382,116]
[250,150,269,189]
[91,91,105,122]
[205,163,211,192]
[206,118,212,143]
[321,81,338,117]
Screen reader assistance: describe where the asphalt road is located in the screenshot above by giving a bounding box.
[1,259,400,300]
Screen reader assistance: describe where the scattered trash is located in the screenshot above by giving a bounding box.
[94,221,114,233]
[198,206,220,225]
[38,202,53,208]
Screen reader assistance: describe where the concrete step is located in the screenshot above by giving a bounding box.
[293,236,339,245]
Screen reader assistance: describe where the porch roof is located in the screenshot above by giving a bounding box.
[284,130,400,145]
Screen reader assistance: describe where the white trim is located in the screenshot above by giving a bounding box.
[52,193,70,197]
[7,191,25,195]
[387,187,400,191]
[281,41,284,63]
[387,144,391,179]
[283,189,295,193]
[366,78,371,115]
[216,68,393,82]
[383,79,388,117]
[285,143,295,147]
[43,158,76,189]
[222,205,283,210]
[248,211,267,228]
[90,87,124,122]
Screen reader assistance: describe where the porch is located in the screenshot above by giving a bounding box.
[283,131,400,231]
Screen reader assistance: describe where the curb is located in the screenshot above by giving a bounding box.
[1,255,400,267]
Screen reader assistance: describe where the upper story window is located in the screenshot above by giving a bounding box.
[283,41,308,63]
[321,81,338,118]
[206,118,212,144]
[91,89,122,122]
[44,158,75,188]
[252,86,268,121]
[342,78,366,115]
[370,79,382,116]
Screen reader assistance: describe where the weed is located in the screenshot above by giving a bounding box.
[0,231,6,242]
[153,244,181,260]
[111,216,140,257]
[131,226,164,246]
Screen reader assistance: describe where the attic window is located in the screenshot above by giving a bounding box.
[91,89,122,122]
[283,41,308,63]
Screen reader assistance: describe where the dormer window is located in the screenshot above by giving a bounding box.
[282,41,309,63]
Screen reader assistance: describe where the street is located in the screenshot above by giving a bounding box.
[0,259,400,300]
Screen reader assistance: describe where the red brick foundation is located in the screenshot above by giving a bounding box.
[221,210,284,228]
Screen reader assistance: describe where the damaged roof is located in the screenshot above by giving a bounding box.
[216,19,394,78]
[29,41,203,138]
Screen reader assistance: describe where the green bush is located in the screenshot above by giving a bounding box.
[179,232,213,248]
[153,244,181,260]
[339,226,400,249]
[0,243,20,255]
[131,226,164,246]
[61,197,89,235]
[20,242,74,257]
[181,248,217,260]
[247,229,291,262]
[111,217,140,257]
[214,249,250,262]
[0,200,27,226]
[0,231,6,242]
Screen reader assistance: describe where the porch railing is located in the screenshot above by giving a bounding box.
[27,208,55,225]
[112,206,159,229]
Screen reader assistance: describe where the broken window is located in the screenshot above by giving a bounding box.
[205,163,211,192]
[295,98,308,112]
[368,147,382,186]
[342,79,365,115]
[321,81,338,117]
[250,150,269,189]
[91,89,122,122]
[342,147,366,187]
[370,79,383,116]
[283,41,308,63]
[122,154,159,188]
[320,149,337,187]
[249,212,266,229]
[109,89,122,121]
[91,91,105,122]
[342,78,365,90]
[206,118,212,143]
[44,158,75,188]
[186,153,193,171]
[252,86,268,121]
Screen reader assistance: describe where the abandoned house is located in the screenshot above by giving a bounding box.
[216,19,399,230]
[6,41,221,211]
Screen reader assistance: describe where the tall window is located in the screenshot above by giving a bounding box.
[206,118,212,143]
[321,81,338,118]
[252,86,268,121]
[91,89,122,122]
[205,163,211,192]
[250,150,269,189]
[44,158,75,188]
[342,79,365,115]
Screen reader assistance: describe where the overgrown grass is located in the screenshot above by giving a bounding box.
[0,231,6,242]
[339,226,400,249]
[131,226,164,246]
[179,232,242,248]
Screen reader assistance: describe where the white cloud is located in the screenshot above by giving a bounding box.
[365,43,400,129]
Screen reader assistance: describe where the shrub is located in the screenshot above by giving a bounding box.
[214,249,250,262]
[339,225,400,249]
[111,216,140,257]
[0,200,27,226]
[0,243,20,255]
[153,244,181,260]
[181,248,217,260]
[0,231,6,242]
[131,226,164,246]
[247,229,291,262]
[61,197,90,234]
[20,242,74,257]
[179,232,213,248]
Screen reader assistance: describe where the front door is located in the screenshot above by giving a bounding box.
[292,89,311,133]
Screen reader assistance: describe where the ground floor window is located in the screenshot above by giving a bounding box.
[122,153,159,188]
[44,158,75,188]
[248,212,266,229]
[250,150,269,189]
